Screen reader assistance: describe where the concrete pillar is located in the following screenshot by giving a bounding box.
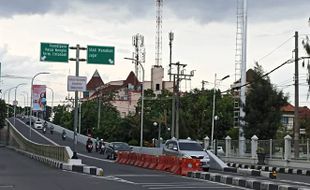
[284,135,292,160]
[159,137,163,147]
[251,135,258,159]
[239,136,246,157]
[269,139,273,159]
[204,136,210,150]
[225,136,231,157]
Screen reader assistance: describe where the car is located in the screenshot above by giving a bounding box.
[163,138,210,171]
[104,142,132,160]
[34,120,43,130]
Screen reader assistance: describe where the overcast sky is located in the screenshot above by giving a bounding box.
[0,0,310,107]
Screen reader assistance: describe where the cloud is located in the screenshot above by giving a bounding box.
[0,0,69,17]
[0,0,309,24]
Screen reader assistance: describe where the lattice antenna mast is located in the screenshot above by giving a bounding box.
[155,0,163,66]
[132,34,145,81]
[234,0,247,155]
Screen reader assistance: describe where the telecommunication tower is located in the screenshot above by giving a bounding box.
[132,34,145,81]
[155,0,163,67]
[234,0,247,155]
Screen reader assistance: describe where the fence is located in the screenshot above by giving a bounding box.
[3,119,70,162]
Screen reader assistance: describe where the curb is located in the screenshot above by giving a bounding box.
[223,167,276,179]
[7,146,104,176]
[187,171,310,190]
[227,163,310,176]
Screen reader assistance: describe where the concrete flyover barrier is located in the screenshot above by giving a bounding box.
[5,119,70,162]
[2,119,104,176]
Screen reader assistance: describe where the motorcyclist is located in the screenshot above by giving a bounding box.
[99,139,105,154]
[62,129,66,140]
[50,124,54,134]
[42,121,47,134]
[86,138,93,153]
[95,137,99,152]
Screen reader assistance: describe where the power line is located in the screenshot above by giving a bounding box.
[258,36,293,62]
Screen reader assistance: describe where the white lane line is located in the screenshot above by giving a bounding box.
[114,174,165,177]
[148,187,236,189]
[0,185,14,188]
[78,153,114,163]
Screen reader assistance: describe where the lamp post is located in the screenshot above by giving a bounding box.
[29,72,50,137]
[14,83,27,126]
[124,57,145,147]
[22,91,29,116]
[211,74,229,148]
[153,121,161,147]
[20,94,26,114]
[46,87,54,119]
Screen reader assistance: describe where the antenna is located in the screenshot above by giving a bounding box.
[155,0,163,66]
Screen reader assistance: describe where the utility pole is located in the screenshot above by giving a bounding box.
[171,75,175,138]
[294,31,300,158]
[97,95,101,129]
[69,44,86,159]
[169,62,194,139]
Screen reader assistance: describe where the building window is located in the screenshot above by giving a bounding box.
[281,117,289,124]
[156,84,160,91]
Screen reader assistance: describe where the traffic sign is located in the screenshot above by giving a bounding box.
[87,45,114,65]
[40,42,69,62]
[67,76,87,92]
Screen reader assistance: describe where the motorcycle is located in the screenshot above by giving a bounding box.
[100,144,105,154]
[50,126,54,134]
[95,142,99,152]
[42,126,47,134]
[62,133,66,140]
[86,143,93,153]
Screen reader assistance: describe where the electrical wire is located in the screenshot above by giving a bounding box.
[258,36,293,62]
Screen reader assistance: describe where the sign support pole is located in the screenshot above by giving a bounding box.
[69,44,86,159]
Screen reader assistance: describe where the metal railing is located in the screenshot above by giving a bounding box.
[4,119,70,162]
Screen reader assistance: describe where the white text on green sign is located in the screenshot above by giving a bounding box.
[40,42,69,63]
[87,45,114,65]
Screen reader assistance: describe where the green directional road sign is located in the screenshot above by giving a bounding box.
[87,45,115,65]
[40,42,69,62]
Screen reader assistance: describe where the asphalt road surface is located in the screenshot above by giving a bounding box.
[9,117,310,189]
[4,117,250,190]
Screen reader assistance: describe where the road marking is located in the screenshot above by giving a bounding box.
[148,187,236,189]
[78,153,114,163]
[93,175,137,184]
[114,174,165,177]
[0,185,15,188]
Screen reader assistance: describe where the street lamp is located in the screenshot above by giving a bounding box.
[22,91,29,116]
[46,87,54,119]
[29,72,50,137]
[124,57,145,147]
[211,74,229,148]
[14,83,27,126]
[153,121,161,147]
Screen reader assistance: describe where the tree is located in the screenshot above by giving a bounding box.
[243,63,288,139]
[0,100,6,127]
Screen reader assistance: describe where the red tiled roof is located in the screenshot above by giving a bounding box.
[124,71,140,86]
[87,70,104,91]
[281,103,295,112]
[281,103,310,119]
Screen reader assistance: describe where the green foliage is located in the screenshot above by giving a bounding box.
[244,63,288,139]
[0,100,6,127]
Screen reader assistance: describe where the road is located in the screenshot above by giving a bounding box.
[5,117,248,190]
